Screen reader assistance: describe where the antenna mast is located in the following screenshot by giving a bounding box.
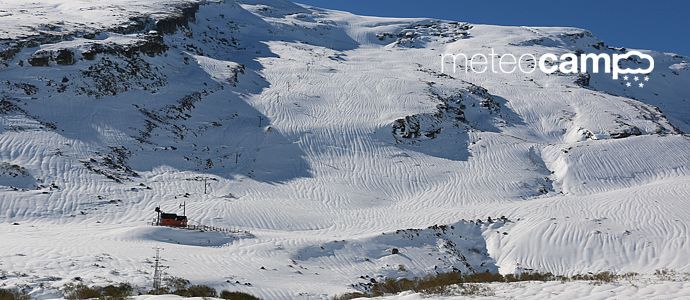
[152,247,168,292]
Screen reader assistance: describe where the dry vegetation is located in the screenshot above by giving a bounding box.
[0,288,30,300]
[219,290,261,300]
[333,271,652,299]
[63,283,133,300]
[59,277,261,300]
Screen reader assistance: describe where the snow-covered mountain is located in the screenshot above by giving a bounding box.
[0,0,689,298]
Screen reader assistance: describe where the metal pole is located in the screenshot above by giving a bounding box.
[152,247,163,292]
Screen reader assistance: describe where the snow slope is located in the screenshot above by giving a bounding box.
[0,0,689,299]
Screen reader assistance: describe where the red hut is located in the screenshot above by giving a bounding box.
[155,207,188,228]
[160,213,188,227]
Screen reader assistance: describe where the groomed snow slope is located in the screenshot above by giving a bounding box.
[0,0,689,299]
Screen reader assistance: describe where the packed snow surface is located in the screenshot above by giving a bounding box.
[0,0,689,299]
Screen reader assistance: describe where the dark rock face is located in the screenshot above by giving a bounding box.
[139,35,168,56]
[610,126,642,139]
[1,45,22,61]
[469,85,500,111]
[55,49,76,65]
[2,32,75,64]
[1,1,197,65]
[575,73,590,87]
[155,3,201,34]
[79,55,167,98]
[82,49,98,61]
[110,16,150,35]
[80,35,168,61]
[81,146,139,183]
[392,82,503,142]
[28,53,51,67]
[27,49,76,66]
[376,21,473,48]
[13,83,38,96]
[392,116,422,139]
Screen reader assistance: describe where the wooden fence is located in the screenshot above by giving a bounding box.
[149,220,251,235]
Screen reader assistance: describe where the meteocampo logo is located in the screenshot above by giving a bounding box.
[441,49,655,83]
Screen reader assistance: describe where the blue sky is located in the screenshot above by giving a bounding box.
[296,0,688,56]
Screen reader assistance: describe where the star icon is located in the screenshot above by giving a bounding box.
[634,76,639,81]
[626,82,631,87]
[644,76,650,81]
[639,83,644,88]
[623,75,629,81]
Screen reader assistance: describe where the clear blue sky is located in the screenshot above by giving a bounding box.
[296,0,689,56]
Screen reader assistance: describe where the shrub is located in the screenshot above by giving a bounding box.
[415,272,463,292]
[64,283,101,300]
[63,283,132,300]
[101,283,133,299]
[571,271,617,283]
[332,292,367,300]
[374,278,409,296]
[654,268,676,281]
[337,270,646,298]
[461,272,504,283]
[148,287,170,295]
[164,277,190,292]
[0,288,30,300]
[459,283,494,296]
[620,272,639,280]
[175,285,217,298]
[591,271,616,283]
[505,272,557,282]
[219,290,261,300]
[370,272,467,296]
